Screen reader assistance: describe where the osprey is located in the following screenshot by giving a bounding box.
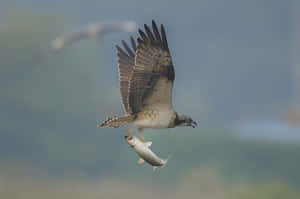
[99,20,197,141]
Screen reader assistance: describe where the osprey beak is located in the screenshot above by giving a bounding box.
[191,120,197,128]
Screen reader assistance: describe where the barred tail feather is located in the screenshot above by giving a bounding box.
[98,115,134,128]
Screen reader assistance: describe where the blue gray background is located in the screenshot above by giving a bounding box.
[1,0,299,198]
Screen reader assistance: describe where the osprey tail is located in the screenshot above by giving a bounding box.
[98,115,134,128]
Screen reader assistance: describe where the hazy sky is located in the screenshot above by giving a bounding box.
[1,0,291,122]
[0,0,293,176]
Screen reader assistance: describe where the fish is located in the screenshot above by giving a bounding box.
[124,135,170,171]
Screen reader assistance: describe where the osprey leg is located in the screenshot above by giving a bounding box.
[125,124,135,137]
[137,127,145,142]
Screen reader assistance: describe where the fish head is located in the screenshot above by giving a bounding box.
[124,135,138,147]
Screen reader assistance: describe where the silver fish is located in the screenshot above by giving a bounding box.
[125,135,170,171]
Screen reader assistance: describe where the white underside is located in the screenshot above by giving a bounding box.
[134,108,175,129]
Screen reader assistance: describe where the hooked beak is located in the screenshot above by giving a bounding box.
[190,120,198,128]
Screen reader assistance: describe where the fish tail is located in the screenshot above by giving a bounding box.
[98,115,135,128]
[152,155,172,172]
[161,154,172,168]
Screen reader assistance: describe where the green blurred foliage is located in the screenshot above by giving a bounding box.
[1,166,300,199]
[232,181,300,199]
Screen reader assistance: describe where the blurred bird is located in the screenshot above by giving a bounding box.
[98,20,197,141]
[51,21,137,49]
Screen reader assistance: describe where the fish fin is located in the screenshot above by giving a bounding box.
[145,141,152,147]
[152,166,157,171]
[138,158,145,164]
[161,154,172,168]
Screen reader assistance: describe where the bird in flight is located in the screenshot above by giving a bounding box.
[51,21,137,49]
[98,20,197,141]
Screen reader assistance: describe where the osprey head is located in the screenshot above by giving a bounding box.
[174,113,197,128]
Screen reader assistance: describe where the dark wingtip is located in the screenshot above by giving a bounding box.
[116,44,130,58]
[137,37,144,44]
[160,23,169,50]
[130,36,136,51]
[151,20,161,42]
[152,19,158,28]
[138,29,148,42]
[121,40,126,47]
[115,44,121,51]
[144,24,155,42]
[122,40,135,57]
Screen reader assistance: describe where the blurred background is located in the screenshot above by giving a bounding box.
[1,0,300,198]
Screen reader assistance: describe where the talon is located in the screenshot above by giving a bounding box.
[137,127,145,142]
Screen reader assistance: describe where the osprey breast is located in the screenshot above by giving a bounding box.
[135,107,175,129]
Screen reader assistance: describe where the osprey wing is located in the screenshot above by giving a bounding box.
[116,37,136,114]
[128,20,175,114]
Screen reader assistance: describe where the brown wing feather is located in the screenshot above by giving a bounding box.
[116,39,136,114]
[128,20,175,114]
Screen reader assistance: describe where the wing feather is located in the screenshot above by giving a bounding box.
[130,36,136,51]
[144,24,155,42]
[152,20,162,42]
[116,42,135,114]
[116,20,175,114]
[122,40,135,57]
[161,24,169,50]
[128,20,175,113]
[138,29,149,42]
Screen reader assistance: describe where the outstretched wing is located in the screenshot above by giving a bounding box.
[116,37,137,114]
[128,20,175,114]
